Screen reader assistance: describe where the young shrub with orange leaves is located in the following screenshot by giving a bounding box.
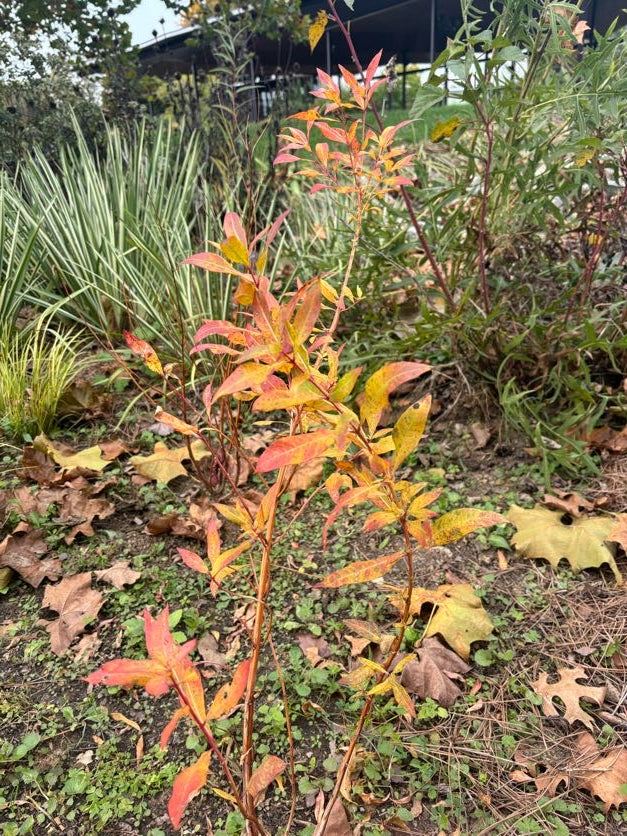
[90,46,503,834]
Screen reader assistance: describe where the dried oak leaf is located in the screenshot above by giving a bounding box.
[507,505,622,584]
[510,744,569,796]
[532,666,606,729]
[543,491,594,517]
[390,583,493,660]
[575,732,627,811]
[94,561,141,589]
[0,529,61,587]
[41,572,104,655]
[34,435,110,473]
[400,636,470,707]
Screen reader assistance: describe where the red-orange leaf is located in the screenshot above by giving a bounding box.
[86,657,171,695]
[177,547,209,574]
[247,755,287,800]
[213,363,277,402]
[160,706,189,750]
[168,750,211,829]
[154,407,198,437]
[256,429,335,473]
[86,607,197,697]
[360,362,430,434]
[315,551,404,588]
[182,251,246,277]
[207,659,251,720]
[123,331,163,377]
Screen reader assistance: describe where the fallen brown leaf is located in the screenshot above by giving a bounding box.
[576,732,627,811]
[98,440,129,461]
[543,490,594,517]
[94,561,141,589]
[400,636,469,707]
[589,426,627,453]
[197,633,226,668]
[470,422,490,449]
[41,573,104,655]
[0,529,61,588]
[19,445,57,485]
[61,491,115,544]
[532,666,606,729]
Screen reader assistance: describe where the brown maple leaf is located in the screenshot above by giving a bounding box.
[41,573,104,655]
[400,636,470,707]
[0,529,61,588]
[532,666,606,729]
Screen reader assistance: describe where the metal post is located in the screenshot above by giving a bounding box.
[429,0,437,65]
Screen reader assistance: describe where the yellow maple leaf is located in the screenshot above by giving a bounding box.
[507,505,622,584]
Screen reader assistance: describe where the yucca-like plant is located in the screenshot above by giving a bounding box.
[0,321,88,438]
[0,178,42,332]
[16,119,233,358]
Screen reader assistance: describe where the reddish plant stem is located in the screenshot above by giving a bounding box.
[313,518,416,835]
[327,0,455,310]
[475,102,493,315]
[241,466,286,827]
[170,676,267,835]
[564,155,627,326]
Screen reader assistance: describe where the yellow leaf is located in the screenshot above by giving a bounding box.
[320,279,339,304]
[392,395,431,469]
[430,116,462,142]
[129,441,209,485]
[309,10,328,52]
[576,147,596,167]
[220,236,249,266]
[211,787,238,805]
[431,508,504,545]
[34,435,110,473]
[507,505,622,584]
[390,583,493,660]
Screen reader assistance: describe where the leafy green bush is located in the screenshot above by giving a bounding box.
[344,0,627,478]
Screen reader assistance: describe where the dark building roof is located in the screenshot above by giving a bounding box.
[137,0,627,78]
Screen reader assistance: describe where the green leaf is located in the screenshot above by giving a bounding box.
[11,733,41,761]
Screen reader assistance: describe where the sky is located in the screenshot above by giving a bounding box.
[124,0,182,45]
